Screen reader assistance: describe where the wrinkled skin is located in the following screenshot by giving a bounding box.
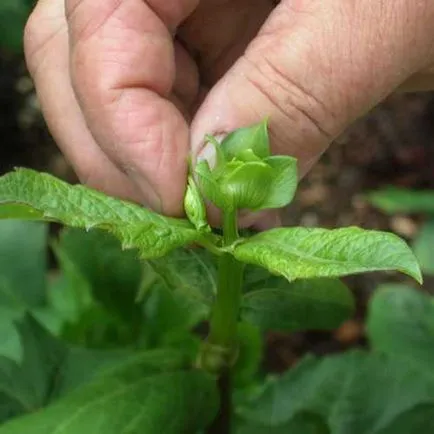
[25,0,434,218]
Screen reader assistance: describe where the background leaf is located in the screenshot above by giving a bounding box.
[49,230,215,350]
[237,412,330,434]
[0,221,48,362]
[147,247,216,311]
[0,349,218,434]
[367,187,434,215]
[54,228,143,343]
[241,278,355,332]
[0,220,47,306]
[233,322,263,387]
[0,169,203,259]
[0,315,130,425]
[237,351,434,434]
[233,227,422,283]
[367,284,434,373]
[413,219,434,275]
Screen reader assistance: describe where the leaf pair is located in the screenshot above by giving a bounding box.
[0,168,422,286]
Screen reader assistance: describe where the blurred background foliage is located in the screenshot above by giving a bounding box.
[0,0,35,53]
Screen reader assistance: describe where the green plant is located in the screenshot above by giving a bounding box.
[368,186,434,276]
[0,121,427,433]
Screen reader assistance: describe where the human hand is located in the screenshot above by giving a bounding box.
[24,0,434,218]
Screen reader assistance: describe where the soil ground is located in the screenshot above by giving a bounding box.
[1,53,433,373]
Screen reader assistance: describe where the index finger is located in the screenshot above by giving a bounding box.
[65,0,198,215]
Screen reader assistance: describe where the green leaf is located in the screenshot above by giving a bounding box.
[237,351,434,433]
[233,322,263,387]
[260,156,298,209]
[375,405,434,434]
[0,169,204,259]
[184,176,210,232]
[0,314,131,424]
[56,228,143,324]
[241,278,355,332]
[222,162,274,210]
[413,219,434,275]
[0,220,47,306]
[367,284,434,373]
[147,247,217,311]
[0,350,218,434]
[140,278,204,351]
[221,120,270,160]
[367,187,434,215]
[195,160,229,210]
[237,412,330,434]
[0,284,26,363]
[233,227,422,283]
[0,315,64,421]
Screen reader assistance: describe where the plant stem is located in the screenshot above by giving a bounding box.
[206,210,244,434]
[209,210,244,349]
[207,371,232,434]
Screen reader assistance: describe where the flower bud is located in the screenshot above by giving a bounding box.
[195,120,298,212]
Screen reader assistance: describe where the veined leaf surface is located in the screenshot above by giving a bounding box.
[0,169,206,259]
[0,349,218,434]
[233,227,422,283]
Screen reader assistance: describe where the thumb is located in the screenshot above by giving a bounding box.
[191,0,433,176]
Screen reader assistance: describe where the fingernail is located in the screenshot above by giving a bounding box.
[196,133,227,169]
[197,141,217,168]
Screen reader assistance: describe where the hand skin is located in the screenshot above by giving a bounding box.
[24,0,434,219]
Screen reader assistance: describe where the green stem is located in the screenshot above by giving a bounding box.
[206,210,244,434]
[209,210,244,349]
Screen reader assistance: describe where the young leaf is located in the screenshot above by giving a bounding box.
[195,160,229,210]
[260,156,298,209]
[0,350,219,434]
[367,284,434,373]
[241,278,355,332]
[184,176,210,232]
[237,351,434,433]
[221,119,270,160]
[367,187,434,215]
[413,219,434,275]
[232,227,422,283]
[0,169,206,259]
[222,162,274,210]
